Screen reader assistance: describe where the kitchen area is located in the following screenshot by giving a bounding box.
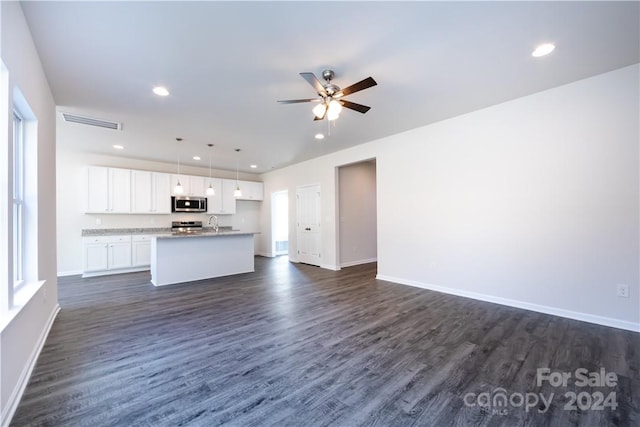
[67,158,265,282]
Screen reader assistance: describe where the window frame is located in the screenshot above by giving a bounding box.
[12,109,25,291]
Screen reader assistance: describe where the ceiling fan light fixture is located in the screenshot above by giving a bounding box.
[278,70,376,121]
[312,103,327,118]
[328,99,342,114]
[327,99,342,120]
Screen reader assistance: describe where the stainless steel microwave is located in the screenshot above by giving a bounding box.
[171,196,207,213]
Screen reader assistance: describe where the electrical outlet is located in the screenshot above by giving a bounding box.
[96,218,102,225]
[616,284,629,298]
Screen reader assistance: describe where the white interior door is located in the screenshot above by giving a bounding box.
[296,185,321,266]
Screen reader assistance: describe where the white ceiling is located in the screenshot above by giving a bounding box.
[21,1,639,174]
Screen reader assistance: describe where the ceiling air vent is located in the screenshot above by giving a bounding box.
[60,112,122,130]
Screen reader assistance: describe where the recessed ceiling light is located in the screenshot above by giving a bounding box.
[152,86,170,96]
[193,156,201,160]
[315,133,325,140]
[250,164,257,169]
[113,144,124,150]
[532,43,555,57]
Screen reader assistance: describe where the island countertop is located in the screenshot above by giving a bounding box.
[154,230,258,239]
[81,226,251,237]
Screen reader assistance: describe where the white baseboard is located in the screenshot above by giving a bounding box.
[255,252,273,258]
[2,303,60,426]
[321,264,340,271]
[57,270,83,277]
[376,274,640,333]
[340,258,377,268]
[82,266,150,278]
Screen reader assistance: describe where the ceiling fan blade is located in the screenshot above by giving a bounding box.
[337,76,377,97]
[277,98,321,104]
[300,72,327,96]
[339,100,371,114]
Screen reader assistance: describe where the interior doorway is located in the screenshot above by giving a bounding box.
[271,190,289,256]
[296,184,321,266]
[338,159,377,268]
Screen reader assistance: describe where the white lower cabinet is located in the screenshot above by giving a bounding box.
[83,235,154,276]
[109,238,133,270]
[132,235,152,267]
[83,238,110,272]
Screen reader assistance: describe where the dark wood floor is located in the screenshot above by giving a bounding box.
[11,256,639,426]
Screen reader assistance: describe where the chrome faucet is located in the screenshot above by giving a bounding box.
[207,215,219,232]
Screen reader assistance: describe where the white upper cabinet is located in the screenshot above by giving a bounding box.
[222,179,238,214]
[152,172,171,213]
[132,170,171,214]
[86,166,131,213]
[87,166,257,215]
[109,168,132,213]
[189,175,206,197]
[170,174,209,197]
[86,167,109,212]
[208,179,237,214]
[236,180,264,201]
[131,170,152,213]
[206,177,223,214]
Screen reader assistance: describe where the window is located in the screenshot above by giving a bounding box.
[12,109,24,289]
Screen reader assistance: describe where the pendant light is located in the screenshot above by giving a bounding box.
[233,148,242,198]
[206,143,215,196]
[173,137,184,195]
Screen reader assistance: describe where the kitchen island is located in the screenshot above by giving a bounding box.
[150,231,256,286]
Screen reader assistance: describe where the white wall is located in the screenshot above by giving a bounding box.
[1,2,59,423]
[258,64,639,331]
[57,129,262,275]
[339,161,377,267]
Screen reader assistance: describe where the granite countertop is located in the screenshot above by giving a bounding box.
[154,230,257,239]
[81,226,237,237]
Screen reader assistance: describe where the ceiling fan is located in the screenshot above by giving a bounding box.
[278,70,377,121]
